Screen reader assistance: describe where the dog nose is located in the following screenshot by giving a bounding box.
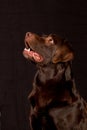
[26,32,32,37]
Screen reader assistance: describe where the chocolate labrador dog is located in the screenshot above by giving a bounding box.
[23,32,87,130]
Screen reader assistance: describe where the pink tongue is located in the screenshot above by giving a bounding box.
[33,52,43,62]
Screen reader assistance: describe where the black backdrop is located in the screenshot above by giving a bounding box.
[0,0,87,130]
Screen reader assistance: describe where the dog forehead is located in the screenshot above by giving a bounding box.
[39,34,69,48]
[42,34,58,43]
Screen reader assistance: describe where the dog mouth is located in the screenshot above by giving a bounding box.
[23,42,44,63]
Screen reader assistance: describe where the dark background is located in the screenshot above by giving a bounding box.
[0,0,87,130]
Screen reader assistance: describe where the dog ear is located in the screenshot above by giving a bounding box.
[52,45,74,63]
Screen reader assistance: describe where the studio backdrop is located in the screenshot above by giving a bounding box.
[0,0,87,130]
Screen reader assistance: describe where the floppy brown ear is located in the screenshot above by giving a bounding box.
[52,46,74,63]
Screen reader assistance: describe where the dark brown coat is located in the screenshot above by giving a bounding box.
[23,32,87,130]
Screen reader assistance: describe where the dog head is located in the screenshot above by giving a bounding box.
[23,32,74,65]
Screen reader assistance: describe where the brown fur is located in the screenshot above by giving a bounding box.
[23,32,87,130]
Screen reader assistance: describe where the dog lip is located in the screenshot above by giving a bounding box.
[25,41,34,52]
[25,41,30,49]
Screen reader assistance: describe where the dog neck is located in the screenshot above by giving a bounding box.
[33,62,78,105]
[35,62,73,86]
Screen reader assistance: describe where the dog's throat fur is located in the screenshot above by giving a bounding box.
[35,63,72,86]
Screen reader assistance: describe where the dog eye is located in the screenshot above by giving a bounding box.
[49,38,54,44]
